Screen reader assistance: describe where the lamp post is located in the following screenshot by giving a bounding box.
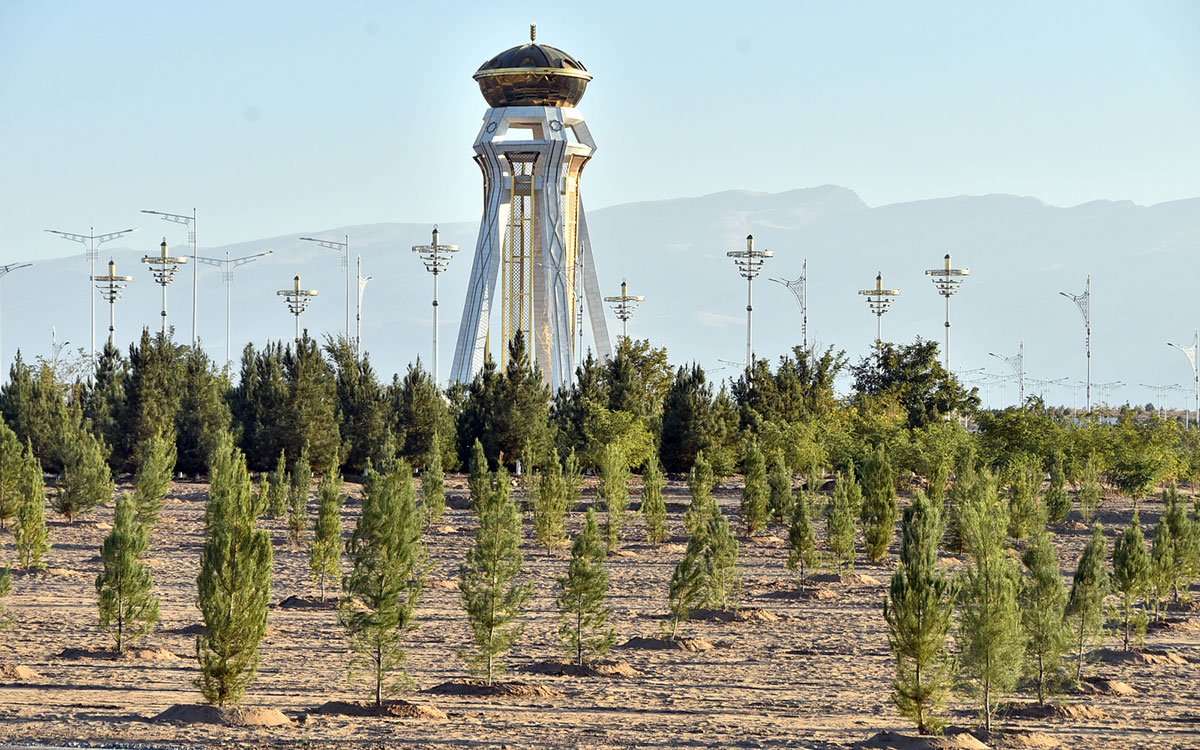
[603,279,645,342]
[142,238,189,336]
[1168,330,1198,428]
[277,274,318,343]
[989,341,1024,407]
[356,256,374,359]
[858,271,901,369]
[412,226,459,383]
[196,250,273,367]
[142,209,197,344]
[45,225,139,362]
[1060,274,1092,412]
[91,259,134,347]
[727,234,773,368]
[925,252,970,370]
[770,258,808,354]
[0,260,33,368]
[300,234,349,341]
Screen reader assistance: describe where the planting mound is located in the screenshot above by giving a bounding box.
[276,594,338,610]
[618,636,715,651]
[312,700,446,719]
[1092,648,1190,666]
[1079,677,1136,696]
[811,572,881,586]
[154,704,292,726]
[855,730,988,750]
[423,680,559,698]
[1002,702,1106,721]
[0,664,41,681]
[984,730,1060,749]
[517,660,643,678]
[690,607,780,623]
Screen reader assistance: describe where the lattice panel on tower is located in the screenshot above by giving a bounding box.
[502,153,537,365]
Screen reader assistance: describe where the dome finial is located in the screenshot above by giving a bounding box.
[530,23,536,42]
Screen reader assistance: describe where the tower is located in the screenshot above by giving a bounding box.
[451,26,611,390]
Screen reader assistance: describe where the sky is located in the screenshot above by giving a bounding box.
[2,1,1198,266]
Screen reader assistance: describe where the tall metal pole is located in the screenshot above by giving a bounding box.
[142,238,188,336]
[1168,329,1199,429]
[1060,274,1092,412]
[727,234,773,368]
[92,259,134,346]
[0,261,33,369]
[197,249,272,367]
[356,255,374,359]
[277,274,318,344]
[604,279,645,341]
[925,252,970,370]
[989,341,1025,407]
[412,226,460,383]
[45,226,139,362]
[858,272,901,371]
[299,234,350,341]
[142,209,197,344]
[771,260,810,353]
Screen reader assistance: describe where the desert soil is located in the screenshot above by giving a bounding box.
[0,475,1198,749]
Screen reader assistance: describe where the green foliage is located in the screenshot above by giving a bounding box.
[767,453,794,523]
[944,451,980,554]
[340,461,426,705]
[701,507,741,611]
[827,465,862,571]
[1106,415,1175,502]
[884,490,955,734]
[421,442,446,525]
[264,450,289,519]
[532,447,568,553]
[467,438,489,516]
[0,354,68,472]
[1078,454,1102,523]
[1066,525,1109,683]
[310,456,344,602]
[14,442,49,571]
[1149,512,1173,621]
[1161,484,1200,600]
[556,509,616,665]
[683,453,717,536]
[598,443,631,550]
[0,420,23,529]
[563,448,582,513]
[53,411,115,522]
[660,363,724,473]
[786,489,817,585]
[287,443,312,545]
[1043,453,1071,524]
[132,431,176,528]
[851,338,979,430]
[1111,512,1151,650]
[1005,456,1040,540]
[282,335,342,471]
[96,493,159,654]
[325,336,387,473]
[117,330,185,472]
[1020,523,1070,704]
[666,530,706,639]
[458,469,531,685]
[740,439,769,536]
[860,445,899,563]
[196,433,273,706]
[641,454,668,546]
[390,361,455,471]
[174,344,233,476]
[603,337,674,418]
[0,564,11,629]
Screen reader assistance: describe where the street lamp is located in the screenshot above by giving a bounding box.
[770,258,808,354]
[925,252,970,370]
[299,234,349,341]
[1168,330,1198,428]
[858,271,901,369]
[91,259,134,346]
[989,341,1025,407]
[142,238,189,336]
[0,260,33,369]
[727,234,773,368]
[1060,274,1092,412]
[356,255,374,359]
[603,279,645,342]
[412,226,459,383]
[45,225,140,362]
[142,209,197,344]
[196,250,273,367]
[277,274,318,343]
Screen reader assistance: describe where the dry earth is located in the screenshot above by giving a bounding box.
[0,474,1198,749]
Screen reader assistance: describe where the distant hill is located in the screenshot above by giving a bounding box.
[7,186,1199,410]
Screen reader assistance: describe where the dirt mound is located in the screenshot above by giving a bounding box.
[1079,677,1136,696]
[426,579,459,591]
[45,567,85,579]
[55,646,179,662]
[855,730,987,749]
[311,700,446,719]
[423,680,559,698]
[154,704,292,726]
[276,594,338,610]
[690,607,780,623]
[984,730,1060,748]
[746,535,787,547]
[1165,599,1200,614]
[0,664,41,681]
[1091,647,1190,666]
[1002,702,1106,721]
[1149,616,1200,633]
[55,647,114,660]
[618,636,715,651]
[811,572,881,586]
[129,648,180,661]
[762,585,838,600]
[517,660,643,678]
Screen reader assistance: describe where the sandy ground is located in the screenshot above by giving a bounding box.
[0,474,1198,749]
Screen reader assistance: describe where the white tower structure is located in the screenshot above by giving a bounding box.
[451,26,611,391]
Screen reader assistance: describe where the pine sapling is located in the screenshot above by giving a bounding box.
[556,509,616,665]
[702,507,741,612]
[827,466,862,572]
[641,454,668,546]
[1006,458,1040,540]
[684,453,717,536]
[132,431,176,528]
[860,445,898,563]
[0,421,22,530]
[1020,521,1070,705]
[467,438,489,516]
[53,417,114,522]
[563,448,582,512]
[1149,514,1173,621]
[1066,524,1109,683]
[1043,454,1071,524]
[96,492,160,654]
[1111,512,1151,650]
[287,443,312,546]
[598,443,631,550]
[310,456,344,602]
[532,447,568,553]
[265,450,289,519]
[421,443,446,525]
[740,440,769,536]
[665,530,706,639]
[1078,455,1102,523]
[14,442,49,571]
[768,453,794,523]
[787,488,817,588]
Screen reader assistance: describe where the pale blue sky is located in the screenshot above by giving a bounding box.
[1,0,1198,263]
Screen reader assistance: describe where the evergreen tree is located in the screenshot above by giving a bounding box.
[310,456,344,602]
[391,361,455,471]
[556,509,616,665]
[1020,522,1070,705]
[1078,454,1102,523]
[860,445,898,563]
[598,443,631,550]
[1162,484,1200,601]
[265,450,289,519]
[96,492,159,654]
[1149,514,1174,621]
[702,507,741,611]
[1043,453,1071,524]
[0,564,10,630]
[117,329,184,472]
[666,530,706,638]
[340,461,426,705]
[467,438,489,516]
[174,344,233,476]
[14,442,49,570]
[132,431,176,528]
[0,420,22,529]
[1111,512,1151,650]
[325,336,387,473]
[767,453,794,524]
[0,353,68,471]
[659,363,716,473]
[641,454,668,546]
[281,334,341,471]
[287,442,312,545]
[944,452,980,554]
[1066,524,1109,682]
[196,433,272,706]
[787,488,817,587]
[421,442,446,526]
[532,447,568,553]
[53,412,115,522]
[683,453,716,536]
[827,466,862,572]
[740,439,769,536]
[884,490,955,734]
[459,470,531,685]
[1006,458,1040,540]
[563,448,582,513]
[230,342,288,470]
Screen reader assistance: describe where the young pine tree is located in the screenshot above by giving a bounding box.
[1111,512,1151,651]
[1078,454,1102,523]
[944,453,980,554]
[641,454,668,546]
[563,448,583,512]
[598,443,631,550]
[132,431,176,528]
[1043,453,1071,524]
[1149,514,1174,621]
[1066,524,1109,683]
[14,442,49,571]
[421,443,446,525]
[827,466,862,572]
[556,509,616,666]
[0,421,23,530]
[265,450,289,519]
[532,447,568,553]
[767,453,794,523]
[196,434,273,706]
[459,471,531,685]
[702,507,741,612]
[884,490,955,735]
[340,461,427,705]
[0,564,11,630]
[1006,458,1040,540]
[310,456,344,602]
[860,445,899,563]
[467,438,489,516]
[787,488,817,588]
[1161,483,1200,602]
[666,529,706,639]
[740,440,769,536]
[287,443,312,545]
[684,453,717,536]
[1020,521,1071,705]
[96,492,160,654]
[54,417,114,522]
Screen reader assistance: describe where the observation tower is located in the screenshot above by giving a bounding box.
[450,25,611,390]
